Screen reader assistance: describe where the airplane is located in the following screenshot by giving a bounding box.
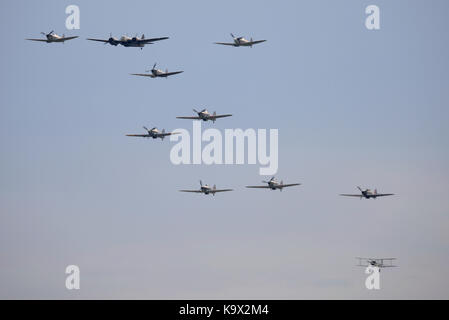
[126,126,179,140]
[214,33,266,47]
[176,109,232,123]
[340,187,394,199]
[179,180,233,196]
[26,30,78,43]
[87,33,169,49]
[130,63,183,78]
[246,177,301,191]
[356,257,397,272]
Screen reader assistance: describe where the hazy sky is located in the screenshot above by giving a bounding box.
[1,0,448,299]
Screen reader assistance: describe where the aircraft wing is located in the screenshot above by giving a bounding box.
[280,183,301,188]
[61,36,79,41]
[130,73,155,78]
[379,265,397,268]
[158,132,179,137]
[210,114,232,120]
[356,257,397,266]
[375,193,394,197]
[213,189,233,193]
[159,71,184,77]
[86,38,109,43]
[126,134,149,137]
[176,116,202,120]
[340,194,362,197]
[26,39,49,42]
[138,37,169,44]
[246,186,271,188]
[179,190,202,193]
[214,42,235,46]
[249,39,267,45]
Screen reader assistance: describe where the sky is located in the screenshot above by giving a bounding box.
[1,0,449,299]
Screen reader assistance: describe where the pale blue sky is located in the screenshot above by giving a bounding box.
[1,0,448,299]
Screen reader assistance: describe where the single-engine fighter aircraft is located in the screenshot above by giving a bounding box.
[130,63,183,78]
[179,180,233,196]
[26,30,78,43]
[215,33,266,47]
[246,177,301,191]
[176,109,232,123]
[87,33,168,49]
[356,257,397,272]
[340,186,394,199]
[126,126,179,140]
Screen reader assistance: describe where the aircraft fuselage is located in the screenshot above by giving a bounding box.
[233,38,251,46]
[201,186,213,194]
[361,190,378,199]
[198,111,211,120]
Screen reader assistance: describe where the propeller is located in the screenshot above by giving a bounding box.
[263,176,275,184]
[199,180,203,187]
[41,30,54,37]
[107,33,117,45]
[143,126,150,132]
[357,186,363,192]
[193,109,200,114]
[230,33,235,39]
[145,63,157,73]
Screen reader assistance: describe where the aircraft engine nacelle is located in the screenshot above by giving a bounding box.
[108,38,118,45]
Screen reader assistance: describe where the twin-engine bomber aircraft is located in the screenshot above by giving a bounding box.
[87,33,169,49]
[340,187,394,199]
[246,177,301,191]
[215,33,266,47]
[126,126,179,140]
[176,109,232,122]
[356,257,397,272]
[26,30,78,43]
[179,181,233,196]
[130,63,183,78]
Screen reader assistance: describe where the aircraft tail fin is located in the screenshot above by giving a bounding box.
[161,129,165,140]
[250,37,253,47]
[142,34,144,39]
[213,184,216,196]
[213,111,216,123]
[280,180,283,191]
